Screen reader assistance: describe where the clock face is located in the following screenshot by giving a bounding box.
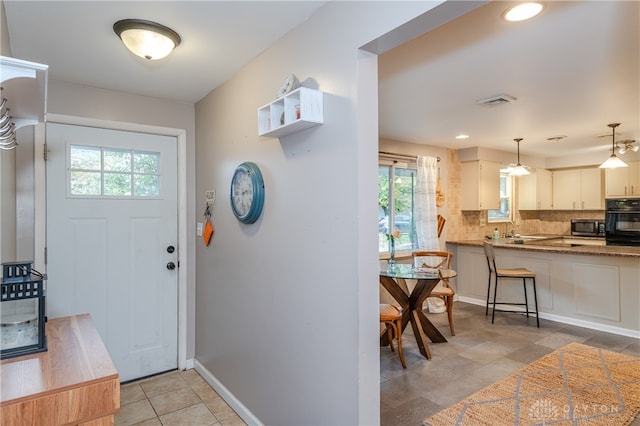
[230,162,264,224]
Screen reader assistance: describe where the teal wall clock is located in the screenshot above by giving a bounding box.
[230,162,265,224]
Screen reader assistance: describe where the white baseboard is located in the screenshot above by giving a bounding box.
[194,359,263,426]
[457,296,640,339]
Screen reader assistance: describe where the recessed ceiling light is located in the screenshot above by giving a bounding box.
[455,134,469,140]
[503,2,544,22]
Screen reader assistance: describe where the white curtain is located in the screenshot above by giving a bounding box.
[415,156,439,250]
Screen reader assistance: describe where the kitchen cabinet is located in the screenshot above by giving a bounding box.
[605,161,640,197]
[258,87,323,138]
[517,168,552,210]
[460,160,500,210]
[552,168,603,210]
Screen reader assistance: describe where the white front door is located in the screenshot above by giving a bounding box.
[46,122,178,381]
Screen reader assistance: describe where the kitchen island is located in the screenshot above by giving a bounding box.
[446,238,640,338]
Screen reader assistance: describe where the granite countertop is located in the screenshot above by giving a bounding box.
[447,236,640,258]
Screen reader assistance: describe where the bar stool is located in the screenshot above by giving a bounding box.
[380,303,407,368]
[483,241,539,327]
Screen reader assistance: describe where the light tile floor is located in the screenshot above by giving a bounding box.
[380,302,640,426]
[116,369,247,426]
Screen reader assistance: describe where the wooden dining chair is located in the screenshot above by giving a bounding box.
[379,303,407,368]
[483,241,539,327]
[411,251,455,335]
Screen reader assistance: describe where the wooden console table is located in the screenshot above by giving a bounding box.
[1,314,120,426]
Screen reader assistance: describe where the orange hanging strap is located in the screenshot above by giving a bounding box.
[203,205,214,246]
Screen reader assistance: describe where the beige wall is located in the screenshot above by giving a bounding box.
[1,1,11,56]
[190,2,496,424]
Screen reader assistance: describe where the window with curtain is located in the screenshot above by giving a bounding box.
[378,160,418,254]
[488,169,513,222]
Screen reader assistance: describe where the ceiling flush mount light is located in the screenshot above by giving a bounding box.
[600,123,628,169]
[509,138,530,176]
[113,19,181,60]
[455,134,469,140]
[503,2,544,22]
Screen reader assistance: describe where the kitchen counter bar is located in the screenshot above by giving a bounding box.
[447,238,640,258]
[446,238,639,337]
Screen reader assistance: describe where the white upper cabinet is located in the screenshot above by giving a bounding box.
[517,168,552,210]
[258,87,323,138]
[552,168,603,210]
[605,161,640,198]
[460,160,500,210]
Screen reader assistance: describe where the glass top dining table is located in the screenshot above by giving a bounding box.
[379,263,457,360]
[380,263,457,280]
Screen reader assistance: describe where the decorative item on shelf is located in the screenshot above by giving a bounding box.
[276,73,300,98]
[600,123,628,169]
[386,228,402,271]
[509,138,530,176]
[1,261,47,359]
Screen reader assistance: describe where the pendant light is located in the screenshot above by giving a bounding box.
[509,138,530,176]
[113,19,181,60]
[599,123,628,169]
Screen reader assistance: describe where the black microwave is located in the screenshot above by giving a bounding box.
[571,219,605,237]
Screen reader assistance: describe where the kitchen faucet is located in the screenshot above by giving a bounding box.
[504,220,516,238]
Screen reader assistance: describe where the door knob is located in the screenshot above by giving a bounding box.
[167,245,175,253]
[166,262,176,270]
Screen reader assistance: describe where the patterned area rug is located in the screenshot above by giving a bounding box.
[424,342,640,426]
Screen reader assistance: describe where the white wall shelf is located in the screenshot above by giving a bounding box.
[258,87,323,138]
[0,56,48,129]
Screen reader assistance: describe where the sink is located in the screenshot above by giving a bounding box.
[500,235,551,244]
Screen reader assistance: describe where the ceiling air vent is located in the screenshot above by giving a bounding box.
[476,94,517,107]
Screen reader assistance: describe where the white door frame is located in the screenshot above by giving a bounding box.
[35,113,188,371]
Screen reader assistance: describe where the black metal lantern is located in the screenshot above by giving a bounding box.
[1,261,47,359]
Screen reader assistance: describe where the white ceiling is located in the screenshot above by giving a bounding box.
[3,1,326,103]
[3,1,639,162]
[379,1,640,162]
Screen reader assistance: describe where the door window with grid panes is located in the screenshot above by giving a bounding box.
[68,145,161,198]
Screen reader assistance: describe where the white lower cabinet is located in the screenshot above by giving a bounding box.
[552,168,603,210]
[450,244,639,334]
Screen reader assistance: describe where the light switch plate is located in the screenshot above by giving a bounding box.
[196,222,203,236]
[479,214,486,226]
